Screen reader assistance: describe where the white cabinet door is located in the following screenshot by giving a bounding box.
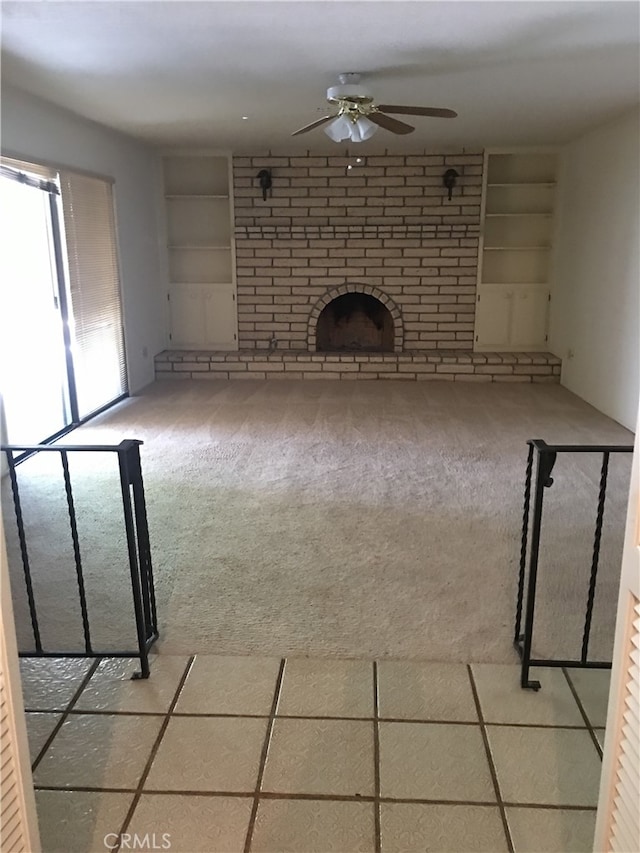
[511,287,549,348]
[203,284,237,349]
[475,285,549,350]
[474,287,512,348]
[169,283,237,349]
[169,284,206,348]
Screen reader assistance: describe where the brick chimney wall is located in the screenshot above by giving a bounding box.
[232,152,483,351]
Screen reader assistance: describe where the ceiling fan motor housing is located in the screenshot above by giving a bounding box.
[327,72,373,105]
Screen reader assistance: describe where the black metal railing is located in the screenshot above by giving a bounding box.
[2,440,158,678]
[514,439,633,690]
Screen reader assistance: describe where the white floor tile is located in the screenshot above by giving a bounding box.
[488,726,602,806]
[378,661,478,721]
[381,803,509,852]
[75,655,190,714]
[25,712,62,763]
[379,722,495,802]
[174,655,281,715]
[507,806,596,852]
[472,665,584,726]
[20,658,93,711]
[35,789,132,853]
[278,658,373,717]
[566,668,611,728]
[144,716,267,792]
[33,713,162,790]
[262,719,374,796]
[127,793,252,852]
[252,799,375,853]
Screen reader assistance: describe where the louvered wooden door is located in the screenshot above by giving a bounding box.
[0,524,41,852]
[594,414,640,852]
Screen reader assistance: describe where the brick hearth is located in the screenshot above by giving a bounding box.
[155,350,561,382]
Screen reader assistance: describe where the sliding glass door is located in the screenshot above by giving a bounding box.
[0,174,71,445]
[0,159,128,449]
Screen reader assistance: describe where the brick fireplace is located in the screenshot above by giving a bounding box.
[155,151,561,383]
[232,152,482,352]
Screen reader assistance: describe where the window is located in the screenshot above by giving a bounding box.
[59,170,127,418]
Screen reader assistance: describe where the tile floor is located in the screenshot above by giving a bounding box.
[21,655,610,853]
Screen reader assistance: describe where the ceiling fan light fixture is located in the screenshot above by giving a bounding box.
[352,115,377,141]
[323,114,353,142]
[324,114,378,143]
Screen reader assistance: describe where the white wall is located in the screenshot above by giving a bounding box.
[549,108,640,430]
[0,85,169,393]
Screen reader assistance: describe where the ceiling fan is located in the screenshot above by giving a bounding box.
[292,73,457,143]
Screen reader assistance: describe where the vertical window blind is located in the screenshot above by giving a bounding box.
[59,170,127,418]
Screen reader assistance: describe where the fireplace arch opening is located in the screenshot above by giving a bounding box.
[316,292,394,352]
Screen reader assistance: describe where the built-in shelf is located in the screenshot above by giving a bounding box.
[170,281,234,286]
[484,246,552,251]
[487,182,556,188]
[165,194,229,199]
[475,149,558,352]
[162,153,238,350]
[482,281,548,287]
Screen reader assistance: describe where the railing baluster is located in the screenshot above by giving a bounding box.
[5,449,42,652]
[514,442,534,645]
[60,450,93,654]
[581,451,610,663]
[127,443,157,640]
[519,447,554,691]
[117,441,152,679]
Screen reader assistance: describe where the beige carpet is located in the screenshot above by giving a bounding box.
[2,379,634,664]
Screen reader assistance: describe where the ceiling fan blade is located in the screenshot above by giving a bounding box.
[291,115,335,136]
[377,105,458,119]
[368,112,415,135]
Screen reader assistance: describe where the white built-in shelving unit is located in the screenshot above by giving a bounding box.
[162,153,238,349]
[474,149,558,351]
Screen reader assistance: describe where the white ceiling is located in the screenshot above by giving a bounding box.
[1,1,639,154]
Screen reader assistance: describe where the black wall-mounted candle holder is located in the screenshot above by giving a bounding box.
[256,169,272,201]
[443,168,460,201]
